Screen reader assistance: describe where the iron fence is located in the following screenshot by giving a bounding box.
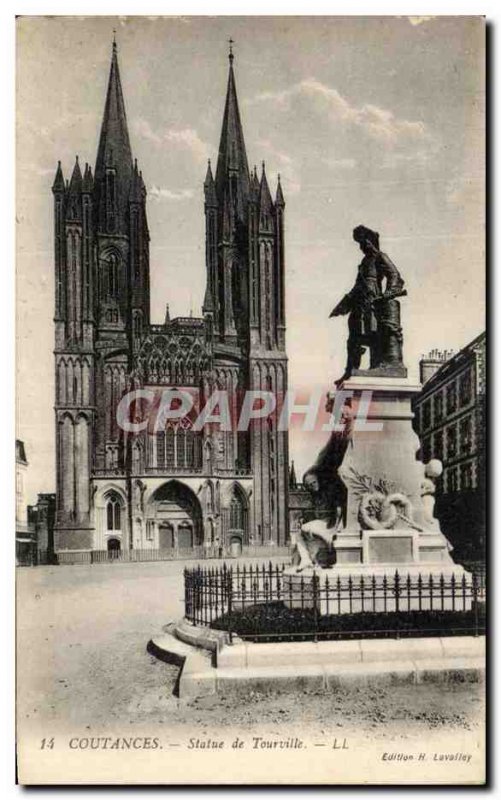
[184,561,486,643]
[22,545,292,566]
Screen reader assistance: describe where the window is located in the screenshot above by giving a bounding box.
[156,431,165,468]
[106,170,116,233]
[459,370,472,407]
[185,430,195,468]
[460,463,473,491]
[109,255,119,296]
[434,430,444,461]
[153,424,200,470]
[433,392,443,424]
[446,425,457,460]
[446,382,457,415]
[106,494,121,531]
[422,400,431,430]
[460,416,473,455]
[100,253,120,300]
[230,493,244,530]
[165,428,175,467]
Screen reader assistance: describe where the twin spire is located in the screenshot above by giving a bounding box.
[53,39,284,214]
[213,45,284,209]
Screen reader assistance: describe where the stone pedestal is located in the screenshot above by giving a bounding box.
[284,376,472,613]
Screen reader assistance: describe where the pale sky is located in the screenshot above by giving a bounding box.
[16,15,485,504]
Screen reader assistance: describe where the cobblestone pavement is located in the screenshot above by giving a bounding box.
[17,561,485,744]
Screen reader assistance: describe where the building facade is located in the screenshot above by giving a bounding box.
[52,44,289,561]
[16,439,36,564]
[412,333,486,561]
[28,494,57,564]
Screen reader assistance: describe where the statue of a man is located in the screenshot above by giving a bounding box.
[330,225,406,384]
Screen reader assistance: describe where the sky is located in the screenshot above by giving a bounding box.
[16,15,485,504]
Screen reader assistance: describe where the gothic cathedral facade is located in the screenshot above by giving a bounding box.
[53,43,289,561]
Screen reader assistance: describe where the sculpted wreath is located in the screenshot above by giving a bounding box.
[359,491,412,530]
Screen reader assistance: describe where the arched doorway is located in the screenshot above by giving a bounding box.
[229,536,242,558]
[149,481,203,551]
[107,537,121,559]
[227,484,248,554]
[178,521,194,549]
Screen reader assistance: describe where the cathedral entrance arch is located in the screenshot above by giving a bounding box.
[148,480,203,550]
[107,538,121,559]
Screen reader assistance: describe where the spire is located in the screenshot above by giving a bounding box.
[215,48,250,204]
[204,159,217,207]
[69,156,82,189]
[129,158,142,202]
[202,284,215,315]
[52,161,65,194]
[259,161,274,215]
[289,460,297,489]
[82,163,94,193]
[94,39,133,232]
[164,303,171,325]
[275,173,285,208]
[249,164,259,202]
[66,156,83,220]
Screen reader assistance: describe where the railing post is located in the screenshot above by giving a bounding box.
[312,571,319,642]
[184,567,190,621]
[394,570,400,614]
[227,566,233,644]
[473,571,479,637]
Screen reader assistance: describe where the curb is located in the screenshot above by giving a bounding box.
[148,627,485,699]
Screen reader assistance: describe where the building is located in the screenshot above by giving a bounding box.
[16,439,36,564]
[27,494,57,564]
[412,333,486,561]
[287,461,314,540]
[52,43,289,562]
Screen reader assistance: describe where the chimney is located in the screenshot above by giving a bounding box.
[419,348,455,384]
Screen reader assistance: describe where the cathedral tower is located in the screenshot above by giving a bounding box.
[205,49,289,545]
[53,40,150,551]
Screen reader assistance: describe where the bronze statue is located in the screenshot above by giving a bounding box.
[330,225,406,384]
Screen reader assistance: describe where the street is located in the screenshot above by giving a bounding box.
[17,560,484,743]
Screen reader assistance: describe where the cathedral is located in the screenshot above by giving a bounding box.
[53,41,289,561]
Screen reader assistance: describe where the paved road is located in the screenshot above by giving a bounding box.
[16,560,485,784]
[17,560,484,740]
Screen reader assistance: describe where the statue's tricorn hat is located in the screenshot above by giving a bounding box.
[353,225,379,248]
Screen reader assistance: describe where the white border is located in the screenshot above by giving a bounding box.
[2,3,496,797]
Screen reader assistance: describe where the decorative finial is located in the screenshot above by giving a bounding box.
[262,160,265,172]
[113,29,117,52]
[228,37,234,64]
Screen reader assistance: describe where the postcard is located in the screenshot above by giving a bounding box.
[16,15,486,785]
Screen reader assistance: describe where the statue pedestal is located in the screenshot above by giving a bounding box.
[284,375,472,613]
